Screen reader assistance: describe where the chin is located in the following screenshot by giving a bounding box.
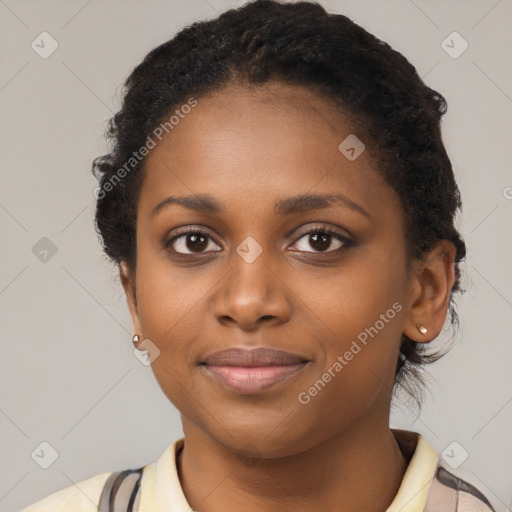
[202,415,319,459]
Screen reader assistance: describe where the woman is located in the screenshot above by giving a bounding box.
[22,0,495,510]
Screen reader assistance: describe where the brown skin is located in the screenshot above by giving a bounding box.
[120,82,456,511]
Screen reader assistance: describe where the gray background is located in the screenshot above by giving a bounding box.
[1,0,511,511]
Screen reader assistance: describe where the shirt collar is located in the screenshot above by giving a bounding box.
[139,438,189,511]
[139,430,438,511]
[386,429,439,512]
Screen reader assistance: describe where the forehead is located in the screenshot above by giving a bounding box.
[138,81,390,217]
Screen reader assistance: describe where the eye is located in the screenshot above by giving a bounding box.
[164,228,221,255]
[290,226,353,253]
[163,225,354,257]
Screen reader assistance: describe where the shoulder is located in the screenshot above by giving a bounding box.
[391,429,496,512]
[20,439,182,512]
[21,471,112,512]
[426,464,496,512]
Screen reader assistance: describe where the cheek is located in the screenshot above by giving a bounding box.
[135,241,202,332]
[292,287,405,430]
[295,247,408,393]
[296,246,407,340]
[133,257,201,412]
[133,248,204,378]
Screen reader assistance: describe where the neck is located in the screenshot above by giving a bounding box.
[177,418,408,512]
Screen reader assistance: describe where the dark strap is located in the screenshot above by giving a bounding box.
[98,467,144,512]
[436,467,496,511]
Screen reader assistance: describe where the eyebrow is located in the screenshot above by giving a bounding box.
[150,193,371,219]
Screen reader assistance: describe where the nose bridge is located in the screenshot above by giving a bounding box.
[229,235,274,303]
[231,236,271,293]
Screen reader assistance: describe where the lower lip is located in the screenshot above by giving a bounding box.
[202,363,308,394]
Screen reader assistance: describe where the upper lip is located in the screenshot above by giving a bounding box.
[201,347,309,367]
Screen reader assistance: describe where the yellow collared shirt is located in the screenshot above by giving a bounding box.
[21,430,495,512]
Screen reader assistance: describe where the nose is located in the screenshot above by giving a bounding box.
[212,250,292,331]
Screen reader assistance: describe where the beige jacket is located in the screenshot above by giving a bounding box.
[21,430,495,511]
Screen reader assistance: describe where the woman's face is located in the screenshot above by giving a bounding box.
[123,82,419,456]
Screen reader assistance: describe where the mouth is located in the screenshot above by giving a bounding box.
[199,347,311,394]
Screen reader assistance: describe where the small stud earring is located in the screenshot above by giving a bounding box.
[417,324,428,335]
[132,334,140,345]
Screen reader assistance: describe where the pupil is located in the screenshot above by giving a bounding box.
[310,233,330,252]
[187,234,208,252]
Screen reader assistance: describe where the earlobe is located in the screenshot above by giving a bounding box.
[404,241,457,343]
[119,261,144,345]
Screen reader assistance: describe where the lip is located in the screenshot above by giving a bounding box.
[200,347,310,394]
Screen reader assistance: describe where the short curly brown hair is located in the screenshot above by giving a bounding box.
[92,0,466,404]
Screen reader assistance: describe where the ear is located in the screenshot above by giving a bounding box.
[403,241,457,343]
[119,261,145,350]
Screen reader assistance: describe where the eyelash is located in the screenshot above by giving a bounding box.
[163,225,355,256]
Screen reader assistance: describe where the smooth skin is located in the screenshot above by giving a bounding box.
[120,81,456,512]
